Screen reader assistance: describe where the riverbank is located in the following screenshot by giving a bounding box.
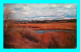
[4,21,76,48]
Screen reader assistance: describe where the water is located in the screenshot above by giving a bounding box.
[36,30,75,34]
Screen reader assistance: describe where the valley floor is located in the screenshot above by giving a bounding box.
[4,22,76,48]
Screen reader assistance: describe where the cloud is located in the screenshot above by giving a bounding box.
[4,4,76,20]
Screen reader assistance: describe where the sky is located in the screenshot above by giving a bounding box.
[4,4,76,20]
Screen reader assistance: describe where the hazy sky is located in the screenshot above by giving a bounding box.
[4,4,76,20]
